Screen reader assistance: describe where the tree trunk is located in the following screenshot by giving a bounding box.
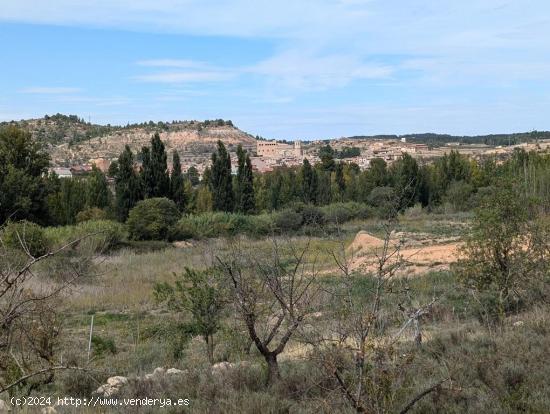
[265,352,280,385]
[205,335,214,364]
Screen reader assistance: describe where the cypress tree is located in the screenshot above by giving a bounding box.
[211,141,234,212]
[142,133,169,198]
[115,145,142,221]
[236,145,255,213]
[300,159,317,204]
[335,162,346,200]
[170,150,186,212]
[187,166,200,186]
[140,146,153,196]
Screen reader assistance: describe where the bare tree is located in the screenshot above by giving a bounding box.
[0,223,96,395]
[312,212,448,413]
[216,237,321,384]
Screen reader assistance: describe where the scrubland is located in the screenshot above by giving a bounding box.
[9,209,543,414]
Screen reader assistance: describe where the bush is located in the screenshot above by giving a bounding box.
[91,334,117,357]
[443,181,475,212]
[299,204,326,226]
[127,198,181,240]
[273,209,303,232]
[321,202,373,224]
[173,212,255,240]
[1,220,51,257]
[367,186,397,217]
[246,214,273,237]
[76,207,108,223]
[45,220,126,253]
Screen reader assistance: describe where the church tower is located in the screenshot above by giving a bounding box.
[294,140,302,157]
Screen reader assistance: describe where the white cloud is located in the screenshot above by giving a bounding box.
[19,87,82,94]
[134,71,234,83]
[136,59,207,68]
[0,0,371,39]
[135,59,235,84]
[250,50,393,91]
[4,0,550,90]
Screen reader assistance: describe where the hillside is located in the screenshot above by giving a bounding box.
[1,114,257,165]
[346,131,550,147]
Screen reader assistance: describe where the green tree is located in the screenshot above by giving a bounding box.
[127,197,180,240]
[391,153,420,210]
[210,141,234,212]
[86,165,111,209]
[194,186,213,213]
[47,178,87,225]
[0,126,50,224]
[318,144,336,171]
[141,133,170,198]
[187,166,200,186]
[453,183,549,319]
[170,151,186,212]
[114,145,142,221]
[300,159,318,204]
[334,162,346,201]
[154,268,225,364]
[236,145,255,214]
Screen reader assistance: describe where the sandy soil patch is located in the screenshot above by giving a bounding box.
[347,231,462,276]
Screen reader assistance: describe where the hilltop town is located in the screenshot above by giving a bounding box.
[3,114,550,179]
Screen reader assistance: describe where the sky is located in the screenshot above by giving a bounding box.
[1,0,550,140]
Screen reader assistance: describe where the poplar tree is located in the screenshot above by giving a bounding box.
[86,165,111,209]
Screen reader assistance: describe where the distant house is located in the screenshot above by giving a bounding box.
[51,167,73,178]
[70,164,93,176]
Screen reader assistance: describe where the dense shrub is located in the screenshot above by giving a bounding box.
[1,220,50,257]
[367,186,397,217]
[443,180,476,212]
[45,220,126,253]
[321,202,373,224]
[273,209,303,232]
[127,197,180,240]
[174,212,253,239]
[172,202,376,240]
[299,204,326,226]
[91,334,117,357]
[76,207,108,223]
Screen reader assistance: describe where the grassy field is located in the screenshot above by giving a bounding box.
[13,211,550,413]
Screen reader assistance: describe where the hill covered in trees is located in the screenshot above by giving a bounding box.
[0,114,239,146]
[347,131,550,147]
[2,114,254,165]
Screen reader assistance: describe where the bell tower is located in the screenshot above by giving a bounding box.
[294,140,302,157]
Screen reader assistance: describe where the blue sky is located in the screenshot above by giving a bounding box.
[1,0,549,140]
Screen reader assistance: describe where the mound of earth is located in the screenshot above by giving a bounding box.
[347,230,462,276]
[348,231,385,254]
